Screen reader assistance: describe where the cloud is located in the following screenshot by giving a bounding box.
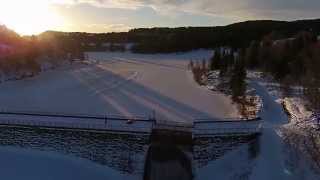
[87,23,132,32]
[50,0,143,9]
[51,0,320,21]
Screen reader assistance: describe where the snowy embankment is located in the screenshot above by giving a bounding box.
[195,71,319,180]
[0,50,238,124]
[0,146,137,180]
[248,72,319,180]
[203,70,262,119]
[0,56,71,83]
[247,71,317,126]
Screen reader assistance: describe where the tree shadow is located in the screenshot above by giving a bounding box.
[70,62,220,122]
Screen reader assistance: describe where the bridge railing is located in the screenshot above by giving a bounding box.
[0,110,263,135]
[153,119,193,132]
[193,117,262,136]
[0,111,155,133]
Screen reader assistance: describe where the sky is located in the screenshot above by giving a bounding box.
[0,0,319,35]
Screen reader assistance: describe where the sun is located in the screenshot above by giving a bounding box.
[0,0,63,35]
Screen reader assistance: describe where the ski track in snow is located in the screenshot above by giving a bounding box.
[0,50,238,124]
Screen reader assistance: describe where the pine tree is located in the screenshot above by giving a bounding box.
[210,49,221,70]
[245,41,260,69]
[189,60,194,70]
[201,59,207,70]
[230,50,247,102]
[219,52,233,77]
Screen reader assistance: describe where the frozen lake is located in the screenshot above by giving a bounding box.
[0,50,238,124]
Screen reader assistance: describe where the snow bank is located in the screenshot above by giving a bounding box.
[0,56,72,83]
[283,98,313,125]
[248,71,318,128]
[204,70,262,119]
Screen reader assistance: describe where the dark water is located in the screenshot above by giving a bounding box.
[0,126,149,176]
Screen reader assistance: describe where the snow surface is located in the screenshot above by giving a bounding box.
[248,77,318,180]
[0,146,137,180]
[196,144,255,180]
[0,50,238,124]
[195,74,319,180]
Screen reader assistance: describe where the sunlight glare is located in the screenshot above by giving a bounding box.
[0,0,63,35]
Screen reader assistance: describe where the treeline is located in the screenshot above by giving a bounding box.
[212,49,247,103]
[207,31,320,111]
[189,60,208,85]
[128,19,320,53]
[0,26,84,81]
[0,26,40,79]
[190,48,247,103]
[245,31,320,110]
[39,31,129,52]
[39,19,320,53]
[0,26,21,45]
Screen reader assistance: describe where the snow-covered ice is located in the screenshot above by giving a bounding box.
[0,50,238,124]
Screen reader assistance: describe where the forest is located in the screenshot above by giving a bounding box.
[191,30,320,113]
[33,19,320,53]
[0,26,83,81]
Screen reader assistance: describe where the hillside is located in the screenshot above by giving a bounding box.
[38,19,320,53]
[0,25,21,46]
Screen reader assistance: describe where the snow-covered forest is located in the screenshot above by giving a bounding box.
[190,30,320,179]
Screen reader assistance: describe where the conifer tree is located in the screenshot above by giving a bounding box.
[210,49,221,70]
[230,50,247,102]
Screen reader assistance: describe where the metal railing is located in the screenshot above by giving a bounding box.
[0,111,155,134]
[0,110,263,135]
[193,117,263,136]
